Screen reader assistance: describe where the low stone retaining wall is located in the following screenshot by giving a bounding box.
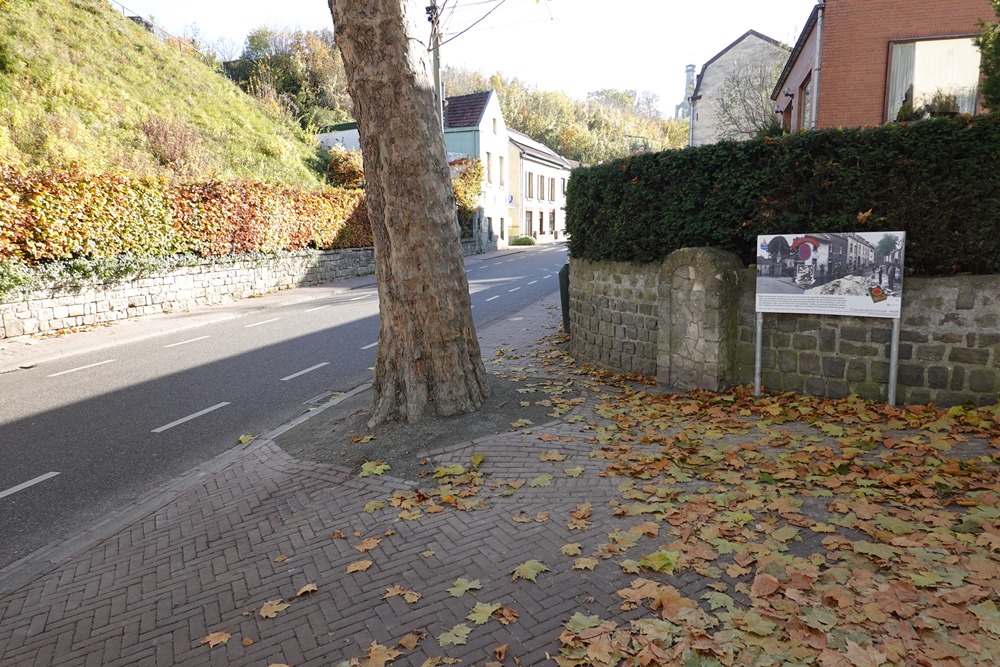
[0,249,376,339]
[569,251,1000,406]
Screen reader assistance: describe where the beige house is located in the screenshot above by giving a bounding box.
[689,30,789,145]
[507,129,573,243]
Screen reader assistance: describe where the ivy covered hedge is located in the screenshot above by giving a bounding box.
[565,114,1000,276]
[0,164,371,265]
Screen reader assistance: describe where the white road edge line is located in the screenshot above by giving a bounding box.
[47,359,116,378]
[152,402,231,433]
[0,472,60,501]
[245,318,280,328]
[508,287,521,292]
[361,342,378,350]
[528,280,538,285]
[281,362,330,382]
[348,296,367,301]
[305,305,330,313]
[164,336,211,349]
[486,295,501,302]
[543,275,552,279]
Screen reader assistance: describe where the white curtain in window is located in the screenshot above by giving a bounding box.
[914,38,980,113]
[887,42,915,121]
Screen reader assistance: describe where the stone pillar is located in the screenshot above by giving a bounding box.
[657,247,745,391]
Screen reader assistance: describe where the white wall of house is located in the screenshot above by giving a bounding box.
[317,128,360,151]
[516,157,570,241]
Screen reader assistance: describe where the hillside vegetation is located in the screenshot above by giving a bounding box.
[0,0,327,186]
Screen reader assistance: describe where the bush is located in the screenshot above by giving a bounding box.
[0,163,371,266]
[326,146,364,188]
[510,236,536,246]
[565,114,1000,276]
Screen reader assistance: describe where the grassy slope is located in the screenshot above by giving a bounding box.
[0,0,326,186]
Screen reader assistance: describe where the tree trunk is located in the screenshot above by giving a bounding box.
[328,0,490,426]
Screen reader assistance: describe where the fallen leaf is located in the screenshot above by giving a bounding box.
[467,601,502,625]
[447,577,483,597]
[354,536,383,552]
[495,644,508,661]
[296,583,317,597]
[529,474,554,487]
[346,559,373,573]
[438,623,472,646]
[639,550,679,573]
[258,599,290,619]
[497,608,519,625]
[351,434,376,443]
[359,460,390,477]
[510,419,534,429]
[363,500,385,513]
[331,530,347,539]
[398,630,424,650]
[471,452,486,468]
[273,555,288,564]
[561,543,583,556]
[241,637,254,647]
[200,631,231,648]
[539,450,568,461]
[511,560,550,582]
[573,558,599,571]
[564,467,585,477]
[364,640,401,667]
[237,434,254,445]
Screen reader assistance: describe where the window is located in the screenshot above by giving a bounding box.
[538,175,545,201]
[500,217,505,240]
[538,211,544,234]
[798,75,812,130]
[499,156,504,186]
[485,151,492,184]
[887,37,981,121]
[549,177,556,202]
[492,118,497,134]
[526,172,534,198]
[561,178,567,195]
[486,216,493,241]
[525,211,533,234]
[549,210,556,234]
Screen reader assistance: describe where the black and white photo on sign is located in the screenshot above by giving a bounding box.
[755,231,905,318]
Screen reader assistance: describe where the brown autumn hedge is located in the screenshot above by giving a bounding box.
[0,164,371,264]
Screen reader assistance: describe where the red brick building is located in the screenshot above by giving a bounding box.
[774,0,995,132]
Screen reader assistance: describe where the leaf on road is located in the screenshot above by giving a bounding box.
[258,599,290,619]
[447,577,482,597]
[564,466,585,477]
[351,434,376,444]
[363,640,401,667]
[539,450,567,461]
[511,560,550,582]
[639,550,679,574]
[529,473,554,487]
[296,583,318,597]
[363,500,385,513]
[510,418,534,429]
[561,543,583,556]
[384,585,422,603]
[237,434,254,445]
[467,601,502,625]
[470,452,485,469]
[200,631,231,648]
[497,608,519,625]
[273,554,288,563]
[438,623,472,646]
[573,557,599,571]
[346,559,373,573]
[354,536,383,552]
[398,630,424,650]
[969,600,1000,636]
[359,460,390,477]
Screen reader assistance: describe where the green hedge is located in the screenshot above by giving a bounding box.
[565,114,1000,276]
[0,164,371,265]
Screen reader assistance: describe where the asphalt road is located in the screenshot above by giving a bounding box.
[0,244,568,568]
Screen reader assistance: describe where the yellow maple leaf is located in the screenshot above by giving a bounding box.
[258,599,290,619]
[200,631,231,648]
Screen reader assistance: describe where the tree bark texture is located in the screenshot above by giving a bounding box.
[329,0,490,425]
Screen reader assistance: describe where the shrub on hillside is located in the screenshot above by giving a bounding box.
[565,114,1000,276]
[326,146,365,189]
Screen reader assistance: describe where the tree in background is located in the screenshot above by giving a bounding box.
[713,46,787,140]
[875,233,900,264]
[227,27,351,128]
[976,0,1000,112]
[329,0,490,426]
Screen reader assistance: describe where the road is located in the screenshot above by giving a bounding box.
[0,244,568,568]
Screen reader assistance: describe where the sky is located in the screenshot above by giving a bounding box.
[109,0,818,115]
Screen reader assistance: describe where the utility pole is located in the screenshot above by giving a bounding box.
[426,1,443,130]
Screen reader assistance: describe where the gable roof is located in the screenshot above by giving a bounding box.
[508,129,572,170]
[772,3,824,101]
[444,90,493,129]
[692,29,789,99]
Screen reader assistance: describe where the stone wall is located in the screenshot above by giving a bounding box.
[0,248,377,339]
[567,259,659,375]
[569,251,1000,406]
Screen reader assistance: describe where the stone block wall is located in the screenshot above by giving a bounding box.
[567,259,659,375]
[737,273,1000,405]
[569,251,1000,406]
[0,249,380,339]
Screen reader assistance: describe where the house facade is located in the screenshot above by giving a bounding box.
[507,129,573,243]
[774,0,994,132]
[443,90,510,250]
[689,30,790,146]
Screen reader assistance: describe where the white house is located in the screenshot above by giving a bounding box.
[507,129,573,243]
[442,90,510,250]
[317,122,360,151]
